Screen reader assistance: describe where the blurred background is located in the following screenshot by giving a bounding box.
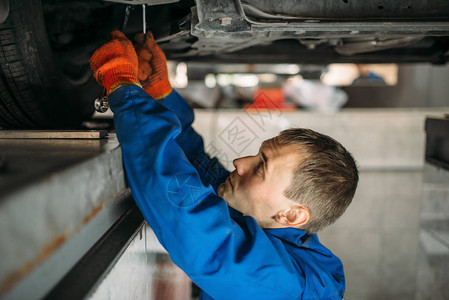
[87,62,449,300]
[175,62,449,300]
[1,62,448,300]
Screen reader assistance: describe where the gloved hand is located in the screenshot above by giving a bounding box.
[89,30,141,95]
[134,32,172,100]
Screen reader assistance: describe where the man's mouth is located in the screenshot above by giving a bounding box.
[227,176,233,188]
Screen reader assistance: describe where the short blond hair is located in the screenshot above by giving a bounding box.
[276,128,359,233]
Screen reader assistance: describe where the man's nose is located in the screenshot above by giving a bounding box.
[233,156,250,176]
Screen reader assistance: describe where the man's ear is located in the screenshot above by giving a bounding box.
[273,205,310,227]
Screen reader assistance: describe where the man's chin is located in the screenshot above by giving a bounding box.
[217,183,225,197]
[218,183,237,208]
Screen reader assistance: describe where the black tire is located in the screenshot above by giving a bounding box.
[0,0,108,128]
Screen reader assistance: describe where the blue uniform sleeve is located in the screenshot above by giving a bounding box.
[158,90,229,193]
[109,86,301,300]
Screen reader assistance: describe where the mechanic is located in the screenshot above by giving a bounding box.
[89,30,359,300]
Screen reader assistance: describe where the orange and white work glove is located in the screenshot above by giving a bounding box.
[89,30,141,95]
[134,32,172,100]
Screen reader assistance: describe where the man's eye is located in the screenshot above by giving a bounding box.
[257,163,263,174]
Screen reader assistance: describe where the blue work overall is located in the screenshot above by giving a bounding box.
[109,86,345,300]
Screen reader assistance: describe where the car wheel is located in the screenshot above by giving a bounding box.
[0,0,121,128]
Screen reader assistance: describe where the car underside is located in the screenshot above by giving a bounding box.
[0,0,449,128]
[152,0,449,64]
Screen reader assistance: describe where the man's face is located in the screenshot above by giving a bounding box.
[218,138,304,228]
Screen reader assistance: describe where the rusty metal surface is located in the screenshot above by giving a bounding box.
[44,205,145,300]
[0,133,131,299]
[0,130,108,139]
[153,0,449,64]
[0,138,111,198]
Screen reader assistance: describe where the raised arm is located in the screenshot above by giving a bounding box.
[135,32,229,192]
[89,32,302,299]
[109,85,300,300]
[158,91,230,192]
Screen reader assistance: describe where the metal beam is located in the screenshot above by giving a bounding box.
[44,205,144,300]
[425,116,449,171]
[0,130,108,139]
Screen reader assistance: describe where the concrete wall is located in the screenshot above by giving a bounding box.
[343,64,449,108]
[192,107,446,299]
[193,108,445,170]
[88,106,449,300]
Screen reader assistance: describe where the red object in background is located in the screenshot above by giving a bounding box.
[153,258,192,300]
[245,87,296,111]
